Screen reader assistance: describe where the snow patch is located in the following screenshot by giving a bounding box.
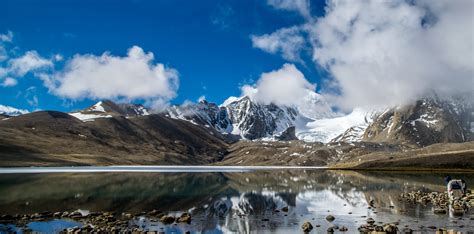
[296,108,372,143]
[90,101,106,112]
[69,112,112,122]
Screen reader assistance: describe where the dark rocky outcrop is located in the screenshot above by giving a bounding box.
[275,126,297,141]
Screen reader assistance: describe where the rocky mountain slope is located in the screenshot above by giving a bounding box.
[0,106,229,166]
[0,94,472,168]
[165,91,337,141]
[335,96,473,147]
[166,93,473,146]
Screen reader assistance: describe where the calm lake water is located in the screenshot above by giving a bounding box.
[0,168,473,233]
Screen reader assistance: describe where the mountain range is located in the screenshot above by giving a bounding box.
[0,91,472,168]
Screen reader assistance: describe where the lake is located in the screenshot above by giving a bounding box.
[0,167,473,233]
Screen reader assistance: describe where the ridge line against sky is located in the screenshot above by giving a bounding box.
[1,0,473,113]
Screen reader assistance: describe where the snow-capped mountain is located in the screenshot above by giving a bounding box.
[165,99,232,133]
[69,100,150,122]
[223,96,299,139]
[296,90,336,119]
[165,91,336,140]
[164,91,473,147]
[360,96,473,147]
[297,108,377,143]
[0,105,29,117]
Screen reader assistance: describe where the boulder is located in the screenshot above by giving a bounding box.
[160,215,175,224]
[177,213,191,224]
[301,221,313,232]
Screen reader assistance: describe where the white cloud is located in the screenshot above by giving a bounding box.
[0,31,54,87]
[310,0,474,109]
[43,46,179,110]
[267,0,311,19]
[24,86,39,107]
[241,63,315,106]
[0,31,13,43]
[7,51,53,77]
[0,31,13,62]
[1,77,17,87]
[251,26,306,62]
[258,0,474,109]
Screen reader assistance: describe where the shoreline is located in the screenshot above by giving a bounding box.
[0,165,328,174]
[0,165,473,174]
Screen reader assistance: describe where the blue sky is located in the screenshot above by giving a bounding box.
[1,0,327,112]
[2,0,471,113]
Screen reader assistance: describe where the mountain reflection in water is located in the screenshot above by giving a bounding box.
[0,170,472,233]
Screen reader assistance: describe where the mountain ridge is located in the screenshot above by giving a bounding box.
[0,93,472,168]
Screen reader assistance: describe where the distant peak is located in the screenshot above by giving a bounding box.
[0,104,29,116]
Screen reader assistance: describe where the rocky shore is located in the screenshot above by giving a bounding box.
[400,189,474,216]
[0,210,193,233]
[1,204,473,234]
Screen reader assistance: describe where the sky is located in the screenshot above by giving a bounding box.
[1,0,472,113]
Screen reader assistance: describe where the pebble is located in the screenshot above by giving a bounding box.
[325,215,335,222]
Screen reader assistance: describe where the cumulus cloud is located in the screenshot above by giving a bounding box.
[0,31,54,88]
[1,77,17,87]
[0,31,13,43]
[311,0,474,109]
[241,63,315,106]
[267,0,311,19]
[7,51,53,76]
[43,46,179,110]
[258,0,474,109]
[251,26,306,62]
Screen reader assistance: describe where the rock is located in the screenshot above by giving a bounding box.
[281,207,289,212]
[452,208,464,216]
[177,213,191,224]
[160,215,175,224]
[433,208,446,214]
[369,199,376,208]
[301,221,313,232]
[366,217,375,224]
[147,210,161,216]
[374,226,384,232]
[276,126,298,141]
[384,224,398,234]
[325,215,335,222]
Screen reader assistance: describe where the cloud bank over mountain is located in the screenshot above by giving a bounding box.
[253,0,474,110]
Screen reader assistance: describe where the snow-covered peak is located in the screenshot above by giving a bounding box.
[0,105,29,116]
[222,90,336,120]
[90,101,106,112]
[296,90,336,120]
[296,108,376,143]
[69,100,150,122]
[221,96,247,107]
